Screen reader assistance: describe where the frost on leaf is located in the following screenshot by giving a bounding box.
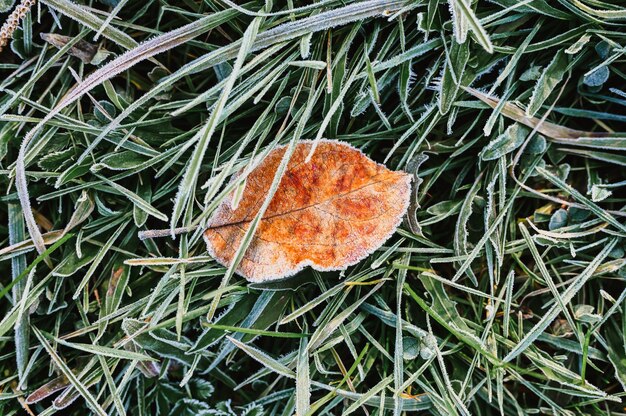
[204,140,412,282]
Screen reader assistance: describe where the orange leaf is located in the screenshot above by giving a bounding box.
[204,140,412,281]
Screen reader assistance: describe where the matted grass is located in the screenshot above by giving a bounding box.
[1,0,626,415]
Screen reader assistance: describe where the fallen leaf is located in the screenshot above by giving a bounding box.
[204,140,412,282]
[40,33,110,64]
[25,375,70,404]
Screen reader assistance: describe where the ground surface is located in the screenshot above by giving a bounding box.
[1,0,626,415]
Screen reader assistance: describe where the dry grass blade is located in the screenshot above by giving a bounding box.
[463,86,616,140]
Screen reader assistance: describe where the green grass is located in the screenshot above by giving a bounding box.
[1,0,626,415]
